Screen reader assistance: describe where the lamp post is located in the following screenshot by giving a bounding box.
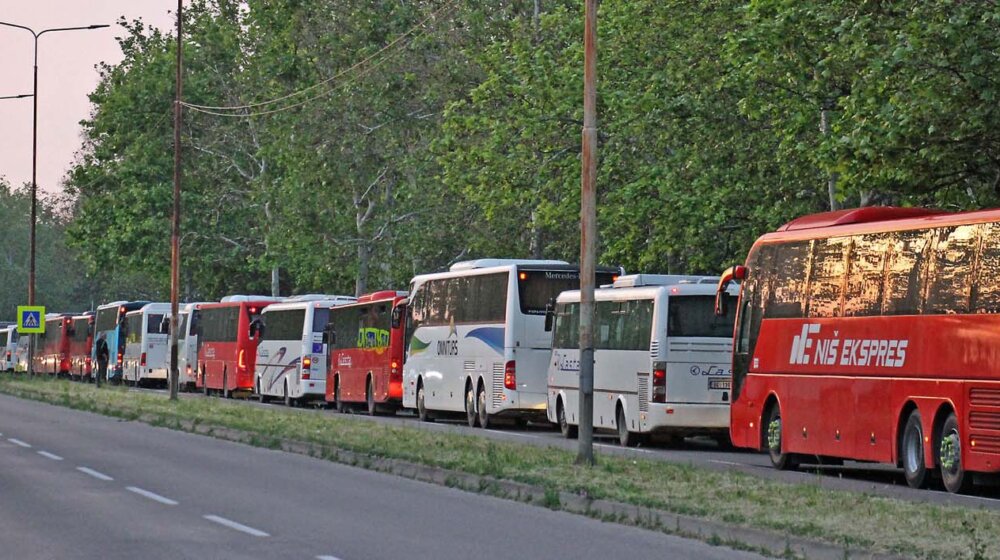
[0,21,108,376]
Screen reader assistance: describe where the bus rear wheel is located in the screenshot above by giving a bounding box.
[558,400,577,439]
[284,382,295,407]
[465,383,479,428]
[477,385,492,429]
[938,412,972,494]
[765,404,799,470]
[334,377,345,412]
[901,409,929,488]
[367,378,379,416]
[257,379,270,404]
[617,406,638,447]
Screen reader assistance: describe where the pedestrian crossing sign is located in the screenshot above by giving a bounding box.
[17,306,45,334]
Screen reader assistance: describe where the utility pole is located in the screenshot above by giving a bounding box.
[577,0,598,466]
[168,0,183,401]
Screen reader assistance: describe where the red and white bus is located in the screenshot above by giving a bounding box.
[196,299,275,397]
[35,314,73,375]
[325,291,408,414]
[68,313,95,381]
[718,206,1000,493]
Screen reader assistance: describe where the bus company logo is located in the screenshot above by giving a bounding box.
[553,352,580,372]
[543,271,579,280]
[205,348,216,359]
[689,364,729,377]
[338,355,352,367]
[789,324,908,368]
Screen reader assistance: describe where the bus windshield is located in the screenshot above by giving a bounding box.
[668,295,737,338]
[518,270,617,315]
[95,308,118,333]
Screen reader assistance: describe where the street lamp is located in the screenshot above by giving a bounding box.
[0,21,109,376]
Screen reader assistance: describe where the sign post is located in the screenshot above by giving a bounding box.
[17,305,44,376]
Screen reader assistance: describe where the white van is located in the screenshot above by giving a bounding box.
[254,295,356,405]
[122,303,171,387]
[546,274,739,446]
[0,326,18,371]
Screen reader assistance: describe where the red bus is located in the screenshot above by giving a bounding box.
[35,314,73,375]
[68,313,95,381]
[325,291,407,414]
[196,299,273,397]
[718,206,1000,493]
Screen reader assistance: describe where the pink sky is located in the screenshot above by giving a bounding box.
[0,1,174,198]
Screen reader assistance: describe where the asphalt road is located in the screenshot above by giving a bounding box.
[134,385,1000,510]
[0,393,765,560]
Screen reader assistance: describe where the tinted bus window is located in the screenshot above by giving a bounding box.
[312,308,330,333]
[0,332,7,347]
[884,229,931,315]
[147,314,165,334]
[264,310,306,340]
[95,308,118,333]
[844,233,888,317]
[669,295,736,338]
[178,313,188,338]
[200,307,239,343]
[807,237,849,318]
[926,225,978,314]
[552,302,580,349]
[71,319,90,342]
[596,299,653,351]
[125,315,142,344]
[766,241,810,318]
[974,223,1000,313]
[518,270,616,315]
[330,303,391,350]
[457,273,508,323]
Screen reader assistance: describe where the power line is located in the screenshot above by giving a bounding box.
[181,0,456,115]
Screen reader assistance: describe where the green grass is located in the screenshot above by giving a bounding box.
[2,376,997,559]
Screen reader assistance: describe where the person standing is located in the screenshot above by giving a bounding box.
[95,333,109,388]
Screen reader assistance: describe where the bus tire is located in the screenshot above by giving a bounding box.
[938,412,972,494]
[901,409,929,488]
[334,377,345,412]
[765,403,800,470]
[284,381,295,407]
[465,382,479,428]
[557,399,577,439]
[417,383,433,422]
[223,370,230,399]
[367,377,379,416]
[257,379,270,404]
[477,384,492,429]
[617,405,638,447]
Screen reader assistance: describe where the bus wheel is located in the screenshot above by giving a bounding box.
[283,382,295,407]
[416,384,433,422]
[477,385,492,429]
[765,404,799,470]
[465,383,479,428]
[617,406,638,447]
[222,370,231,399]
[558,400,577,439]
[367,378,379,416]
[901,409,929,488]
[334,378,345,412]
[257,379,270,404]
[938,412,972,494]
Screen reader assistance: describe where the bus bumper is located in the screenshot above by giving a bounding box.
[641,403,730,435]
[490,390,548,421]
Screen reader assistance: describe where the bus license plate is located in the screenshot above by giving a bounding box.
[708,379,731,390]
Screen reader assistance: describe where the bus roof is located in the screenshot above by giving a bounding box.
[219,295,284,303]
[261,298,356,312]
[449,258,569,271]
[356,290,408,303]
[558,281,737,304]
[282,294,356,304]
[611,274,718,288]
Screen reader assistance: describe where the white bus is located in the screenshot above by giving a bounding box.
[177,302,213,390]
[0,326,18,371]
[403,259,621,427]
[253,294,355,406]
[546,274,739,446]
[122,303,171,387]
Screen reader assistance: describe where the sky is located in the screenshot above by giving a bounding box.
[0,1,174,198]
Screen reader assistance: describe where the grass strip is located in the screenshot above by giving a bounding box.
[1,376,995,560]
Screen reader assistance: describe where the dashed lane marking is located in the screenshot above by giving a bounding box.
[8,438,31,448]
[126,486,178,506]
[203,514,269,537]
[37,451,63,461]
[77,467,114,481]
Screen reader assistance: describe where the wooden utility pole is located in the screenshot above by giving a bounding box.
[577,0,598,466]
[169,0,183,401]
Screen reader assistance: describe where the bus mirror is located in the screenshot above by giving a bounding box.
[543,301,556,332]
[390,306,403,329]
[733,265,748,281]
[715,291,729,317]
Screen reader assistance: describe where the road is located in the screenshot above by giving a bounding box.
[134,385,1000,510]
[0,393,764,560]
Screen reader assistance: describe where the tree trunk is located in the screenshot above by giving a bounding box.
[271,266,280,297]
[529,209,542,259]
[356,242,370,297]
[821,106,839,211]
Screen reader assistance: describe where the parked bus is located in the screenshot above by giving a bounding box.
[12,332,29,372]
[92,301,151,383]
[325,291,408,414]
[547,275,739,446]
[177,302,211,391]
[0,326,18,372]
[717,206,1000,493]
[122,303,171,387]
[197,298,278,397]
[403,259,620,427]
[68,313,94,380]
[253,295,356,406]
[35,314,72,375]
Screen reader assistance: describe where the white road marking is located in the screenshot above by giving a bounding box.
[8,438,31,448]
[486,429,541,439]
[708,459,744,467]
[317,556,344,560]
[203,514,269,537]
[126,486,178,505]
[37,451,63,461]
[77,467,114,481]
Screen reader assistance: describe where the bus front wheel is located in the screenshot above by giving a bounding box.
[938,412,972,494]
[902,409,929,488]
[477,385,492,429]
[465,383,479,428]
[765,404,800,470]
[617,406,638,447]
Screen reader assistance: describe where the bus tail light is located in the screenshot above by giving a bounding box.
[61,358,71,372]
[302,355,312,370]
[391,360,400,377]
[186,364,192,376]
[504,360,516,390]
[5,351,10,361]
[238,349,246,371]
[140,353,147,367]
[652,368,667,403]
[117,352,123,365]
